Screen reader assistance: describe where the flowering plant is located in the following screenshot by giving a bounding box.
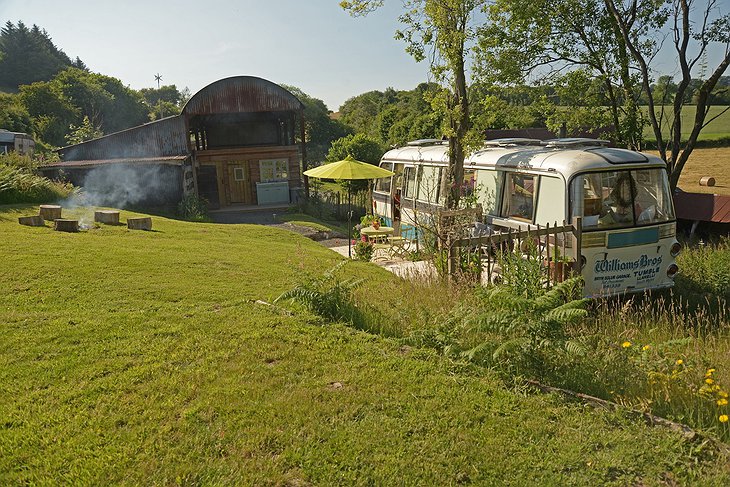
[354,238,374,261]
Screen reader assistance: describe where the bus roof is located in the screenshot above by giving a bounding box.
[382,139,667,176]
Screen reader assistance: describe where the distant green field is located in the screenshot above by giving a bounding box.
[642,105,730,141]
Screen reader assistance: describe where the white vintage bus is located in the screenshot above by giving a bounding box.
[373,138,681,296]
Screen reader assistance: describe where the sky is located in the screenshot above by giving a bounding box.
[1,0,728,111]
[0,0,431,111]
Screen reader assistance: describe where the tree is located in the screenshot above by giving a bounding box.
[17,68,148,147]
[0,93,32,133]
[65,115,103,146]
[281,85,351,167]
[605,0,730,189]
[338,83,443,147]
[326,133,384,165]
[0,21,77,91]
[140,85,186,120]
[18,81,78,146]
[479,0,652,149]
[341,0,487,208]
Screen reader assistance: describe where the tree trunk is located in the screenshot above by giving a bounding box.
[446,49,469,209]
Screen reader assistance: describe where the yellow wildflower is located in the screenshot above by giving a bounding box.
[720,391,729,398]
[718,398,729,406]
[707,368,716,374]
[676,359,683,365]
[706,378,715,385]
[622,341,632,348]
[720,415,729,423]
[642,345,650,351]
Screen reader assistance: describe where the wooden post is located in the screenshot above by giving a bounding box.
[54,219,78,232]
[18,215,45,227]
[546,222,552,287]
[571,217,583,275]
[447,237,456,282]
[39,205,61,220]
[94,210,120,225]
[128,217,152,230]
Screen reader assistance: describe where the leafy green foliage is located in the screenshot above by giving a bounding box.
[275,261,364,324]
[282,85,351,165]
[326,133,383,165]
[176,193,210,222]
[0,21,78,91]
[675,238,730,302]
[0,92,32,133]
[445,277,590,375]
[0,162,75,204]
[339,84,443,146]
[353,238,375,261]
[496,242,546,299]
[65,115,103,146]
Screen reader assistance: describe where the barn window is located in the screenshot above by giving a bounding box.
[233,167,246,181]
[259,159,288,182]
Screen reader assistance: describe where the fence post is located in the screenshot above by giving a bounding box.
[546,222,552,287]
[571,216,583,275]
[447,236,456,282]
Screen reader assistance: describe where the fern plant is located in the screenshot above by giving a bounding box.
[447,277,590,376]
[274,261,364,324]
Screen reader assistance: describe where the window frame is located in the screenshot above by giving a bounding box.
[568,168,676,232]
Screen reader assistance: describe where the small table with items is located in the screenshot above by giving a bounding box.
[360,226,409,260]
[360,225,394,243]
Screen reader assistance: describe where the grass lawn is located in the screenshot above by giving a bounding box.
[1,204,729,484]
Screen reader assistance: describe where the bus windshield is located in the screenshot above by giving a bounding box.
[570,168,675,230]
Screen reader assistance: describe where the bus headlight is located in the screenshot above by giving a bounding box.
[667,264,679,279]
[670,242,682,257]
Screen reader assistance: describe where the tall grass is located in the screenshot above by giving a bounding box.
[280,239,730,443]
[0,154,74,204]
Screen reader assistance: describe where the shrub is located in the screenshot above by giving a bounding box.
[274,261,364,325]
[353,238,374,261]
[444,277,590,376]
[177,193,209,222]
[0,163,75,204]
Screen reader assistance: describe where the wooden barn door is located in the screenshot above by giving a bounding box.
[227,163,253,204]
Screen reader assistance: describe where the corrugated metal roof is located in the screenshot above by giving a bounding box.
[41,155,188,169]
[182,76,303,116]
[0,131,31,143]
[58,116,189,161]
[57,76,304,164]
[674,190,730,223]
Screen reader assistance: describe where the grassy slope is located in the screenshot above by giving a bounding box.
[1,205,728,485]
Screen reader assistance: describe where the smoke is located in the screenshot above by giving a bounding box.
[64,163,179,209]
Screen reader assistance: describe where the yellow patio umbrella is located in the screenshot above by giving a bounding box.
[304,155,394,257]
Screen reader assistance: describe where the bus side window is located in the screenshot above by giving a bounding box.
[404,166,417,199]
[502,173,536,222]
[476,169,500,215]
[376,162,393,193]
[418,165,441,204]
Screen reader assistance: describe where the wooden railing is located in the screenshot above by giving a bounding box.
[306,188,369,222]
[439,211,583,286]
